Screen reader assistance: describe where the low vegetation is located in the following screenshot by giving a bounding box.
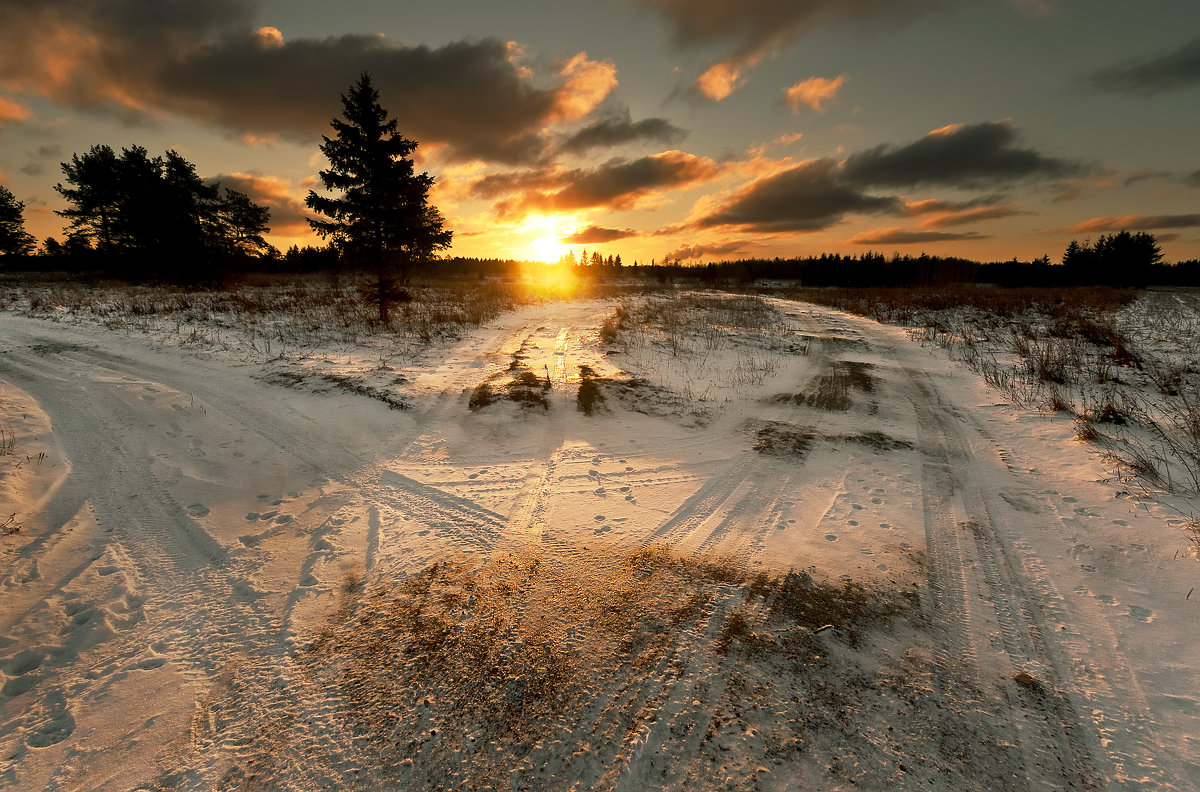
[298,546,913,789]
[790,286,1200,500]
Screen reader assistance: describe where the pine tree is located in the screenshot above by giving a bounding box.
[0,185,36,256]
[306,73,452,322]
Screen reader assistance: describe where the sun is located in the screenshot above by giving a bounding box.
[530,236,563,263]
[521,214,580,262]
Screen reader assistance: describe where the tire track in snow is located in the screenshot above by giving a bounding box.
[905,367,1105,790]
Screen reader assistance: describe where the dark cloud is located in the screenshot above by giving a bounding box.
[559,110,687,155]
[918,205,1030,228]
[1090,36,1200,94]
[666,241,747,261]
[470,169,566,200]
[0,0,614,164]
[696,158,898,232]
[17,144,64,178]
[635,0,941,100]
[163,36,564,163]
[899,195,1006,215]
[563,226,636,244]
[842,121,1086,188]
[633,0,938,59]
[1121,169,1172,186]
[1186,169,1200,188]
[1066,213,1200,234]
[849,228,986,245]
[504,151,721,215]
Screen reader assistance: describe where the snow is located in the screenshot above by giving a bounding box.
[0,283,1196,790]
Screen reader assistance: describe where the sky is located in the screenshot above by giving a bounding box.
[1,0,1199,265]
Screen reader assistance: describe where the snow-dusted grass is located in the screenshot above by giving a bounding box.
[790,286,1200,504]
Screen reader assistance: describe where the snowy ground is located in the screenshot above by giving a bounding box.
[0,285,1196,791]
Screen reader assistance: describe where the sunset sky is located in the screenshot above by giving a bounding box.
[1,0,1198,264]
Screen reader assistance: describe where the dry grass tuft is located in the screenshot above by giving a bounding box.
[297,545,912,787]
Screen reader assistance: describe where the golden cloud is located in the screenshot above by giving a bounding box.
[784,75,846,113]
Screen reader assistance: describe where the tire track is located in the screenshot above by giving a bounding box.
[905,367,1104,789]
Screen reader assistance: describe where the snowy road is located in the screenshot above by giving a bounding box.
[0,295,1196,791]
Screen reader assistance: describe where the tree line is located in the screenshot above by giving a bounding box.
[1,146,271,279]
[0,72,451,317]
[0,73,1197,295]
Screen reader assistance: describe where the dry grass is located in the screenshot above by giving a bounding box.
[297,545,912,788]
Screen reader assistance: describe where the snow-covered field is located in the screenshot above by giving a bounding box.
[0,281,1196,790]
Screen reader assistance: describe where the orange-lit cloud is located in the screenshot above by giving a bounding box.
[254,26,284,50]
[696,62,744,101]
[497,151,723,216]
[548,53,618,122]
[916,204,1030,229]
[0,95,31,124]
[1063,214,1200,234]
[784,75,846,112]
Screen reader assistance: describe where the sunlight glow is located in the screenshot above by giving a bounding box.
[521,214,580,263]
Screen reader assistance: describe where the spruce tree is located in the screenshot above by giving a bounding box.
[306,73,452,322]
[0,185,35,256]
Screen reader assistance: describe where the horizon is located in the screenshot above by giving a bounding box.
[1,0,1198,264]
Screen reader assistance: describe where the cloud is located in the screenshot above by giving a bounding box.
[1064,214,1200,234]
[1091,36,1200,95]
[211,172,311,234]
[0,1,617,164]
[162,37,612,163]
[849,227,987,245]
[899,196,1005,215]
[784,75,846,112]
[0,95,31,125]
[469,168,565,200]
[1121,169,1172,186]
[636,0,938,99]
[503,150,722,215]
[559,109,687,155]
[563,226,636,244]
[695,61,747,102]
[634,0,937,57]
[695,157,899,232]
[842,121,1086,188]
[545,52,618,123]
[666,241,747,261]
[917,204,1030,229]
[1185,169,1200,188]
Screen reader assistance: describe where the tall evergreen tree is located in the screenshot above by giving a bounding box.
[306,73,452,322]
[0,185,36,256]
